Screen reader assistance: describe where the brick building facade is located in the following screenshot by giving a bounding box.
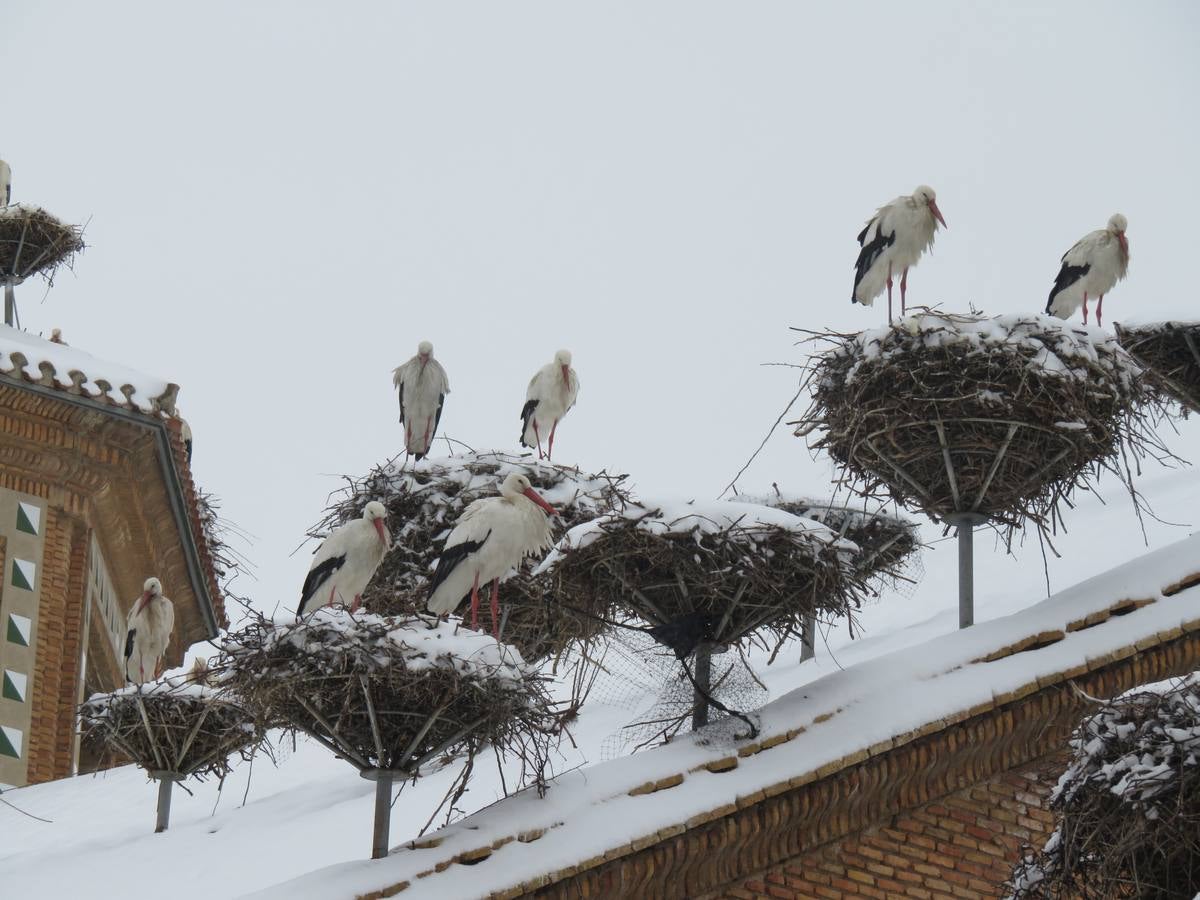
[0,327,224,786]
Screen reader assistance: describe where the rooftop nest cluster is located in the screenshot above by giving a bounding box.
[1115,320,1200,416]
[78,678,264,784]
[1008,674,1200,899]
[792,312,1170,544]
[311,450,634,662]
[537,501,871,657]
[218,609,561,787]
[0,204,85,286]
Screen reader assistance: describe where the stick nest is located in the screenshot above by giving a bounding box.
[1009,673,1200,898]
[538,499,870,655]
[0,205,85,285]
[1116,321,1200,415]
[310,450,635,662]
[79,679,264,782]
[792,312,1167,540]
[218,609,560,782]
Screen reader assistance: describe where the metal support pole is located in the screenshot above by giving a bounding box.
[691,644,713,730]
[3,282,14,327]
[153,773,179,833]
[946,513,986,630]
[800,614,816,662]
[364,769,395,859]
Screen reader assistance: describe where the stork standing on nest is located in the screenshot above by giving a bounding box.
[427,472,557,636]
[852,185,947,322]
[520,350,579,461]
[393,341,450,460]
[1045,214,1129,328]
[0,158,10,207]
[297,501,392,617]
[124,577,174,684]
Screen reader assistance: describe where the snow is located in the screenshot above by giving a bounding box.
[0,323,172,414]
[534,496,854,574]
[248,530,1200,900]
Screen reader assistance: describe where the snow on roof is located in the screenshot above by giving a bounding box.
[0,324,179,415]
[247,531,1200,900]
[534,496,854,574]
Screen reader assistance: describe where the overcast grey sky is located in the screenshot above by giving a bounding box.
[5,2,1199,618]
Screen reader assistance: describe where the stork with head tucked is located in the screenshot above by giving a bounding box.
[427,471,557,636]
[519,350,579,461]
[1046,214,1129,328]
[0,158,10,207]
[124,577,175,684]
[297,501,392,618]
[852,185,947,322]
[393,341,450,460]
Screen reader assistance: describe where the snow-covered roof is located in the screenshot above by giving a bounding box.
[250,531,1200,900]
[0,324,179,416]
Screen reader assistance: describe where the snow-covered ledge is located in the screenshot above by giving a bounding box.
[245,534,1200,900]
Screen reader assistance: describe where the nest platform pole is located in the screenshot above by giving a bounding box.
[800,614,816,662]
[150,771,184,833]
[945,513,987,629]
[3,281,14,327]
[691,644,713,730]
[362,769,398,859]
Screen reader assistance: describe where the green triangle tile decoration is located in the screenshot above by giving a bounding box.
[11,559,35,592]
[2,670,25,702]
[6,614,31,647]
[15,502,40,536]
[0,726,20,759]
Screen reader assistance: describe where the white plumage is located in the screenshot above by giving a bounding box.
[1046,214,1129,327]
[852,185,947,321]
[0,158,10,207]
[297,501,392,617]
[427,472,557,634]
[124,577,175,684]
[519,350,580,461]
[393,340,450,460]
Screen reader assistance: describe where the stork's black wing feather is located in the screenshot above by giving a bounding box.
[518,399,538,447]
[427,530,492,599]
[397,383,405,424]
[851,222,896,304]
[298,553,346,616]
[1046,262,1091,313]
[123,628,136,682]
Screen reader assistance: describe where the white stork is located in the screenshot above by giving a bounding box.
[519,350,579,461]
[393,341,450,460]
[427,472,557,636]
[0,158,10,207]
[124,577,175,684]
[852,185,947,321]
[297,501,392,618]
[1046,214,1129,328]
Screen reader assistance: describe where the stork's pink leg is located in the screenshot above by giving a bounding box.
[886,262,894,324]
[329,585,337,609]
[350,594,361,614]
[1081,292,1089,325]
[900,267,909,316]
[469,571,481,631]
[405,422,412,450]
[422,416,432,454]
[489,579,500,638]
[1096,295,1104,328]
[532,421,544,459]
[547,419,559,461]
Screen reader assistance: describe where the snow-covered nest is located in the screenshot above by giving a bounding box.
[1009,672,1200,898]
[731,489,921,588]
[311,450,634,662]
[218,609,561,784]
[0,204,85,286]
[536,498,868,656]
[78,675,264,784]
[793,312,1166,539]
[1116,320,1200,415]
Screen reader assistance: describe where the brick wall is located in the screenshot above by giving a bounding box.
[725,757,1063,900]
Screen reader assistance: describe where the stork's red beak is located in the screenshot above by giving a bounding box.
[928,199,947,228]
[1118,232,1129,256]
[135,591,152,615]
[523,487,558,517]
[561,365,570,387]
[373,517,390,549]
